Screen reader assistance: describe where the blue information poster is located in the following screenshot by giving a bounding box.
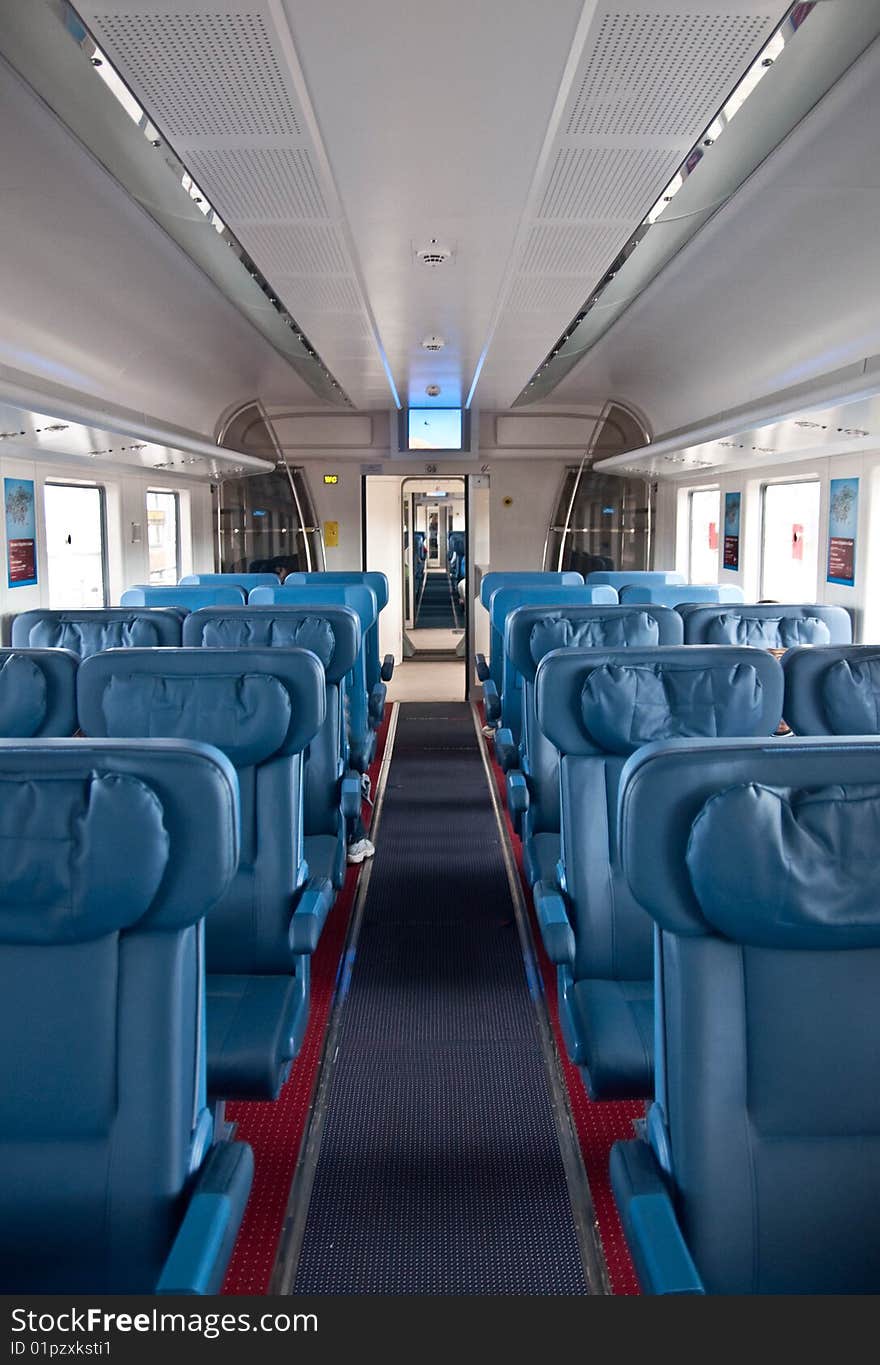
[5,477,38,588]
[723,491,740,571]
[827,476,859,586]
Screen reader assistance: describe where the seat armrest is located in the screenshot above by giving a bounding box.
[289,876,335,954]
[380,654,394,682]
[494,727,518,772]
[157,1140,254,1295]
[483,679,500,722]
[340,769,362,818]
[609,1140,704,1296]
[475,652,490,682]
[506,768,529,814]
[532,879,575,966]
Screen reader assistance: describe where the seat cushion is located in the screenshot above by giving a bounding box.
[207,974,308,1101]
[568,977,654,1100]
[305,833,346,889]
[523,832,561,888]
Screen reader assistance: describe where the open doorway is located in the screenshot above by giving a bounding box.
[403,477,466,659]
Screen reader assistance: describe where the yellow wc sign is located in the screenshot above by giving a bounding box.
[324,520,339,548]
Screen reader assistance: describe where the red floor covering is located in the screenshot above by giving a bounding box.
[222,707,391,1295]
[483,714,643,1296]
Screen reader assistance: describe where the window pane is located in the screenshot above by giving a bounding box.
[44,484,106,609]
[761,481,821,600]
[147,491,178,583]
[689,489,720,582]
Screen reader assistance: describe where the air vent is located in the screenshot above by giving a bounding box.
[421,335,446,351]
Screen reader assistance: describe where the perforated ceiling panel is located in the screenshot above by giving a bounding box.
[82,2,393,407]
[474,1,779,403]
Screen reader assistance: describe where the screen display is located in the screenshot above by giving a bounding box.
[407,408,463,450]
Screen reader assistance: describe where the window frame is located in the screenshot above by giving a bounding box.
[687,486,721,583]
[43,479,109,608]
[759,476,821,601]
[146,488,181,585]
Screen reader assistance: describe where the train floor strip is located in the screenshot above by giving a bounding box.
[278,701,595,1294]
[415,570,459,629]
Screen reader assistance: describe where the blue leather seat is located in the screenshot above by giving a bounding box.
[284,571,394,689]
[11,607,184,658]
[0,737,251,1293]
[586,571,686,588]
[77,647,330,1102]
[248,582,380,769]
[680,602,852,646]
[534,645,783,1100]
[485,584,618,736]
[0,648,78,736]
[501,606,682,885]
[179,573,281,590]
[782,644,880,735]
[448,531,466,580]
[475,570,584,688]
[120,585,247,609]
[413,532,427,597]
[618,583,745,607]
[610,734,880,1294]
[183,605,363,890]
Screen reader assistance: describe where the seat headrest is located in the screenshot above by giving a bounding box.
[679,603,852,647]
[178,573,280,589]
[618,584,745,606]
[585,571,686,587]
[247,582,378,633]
[120,585,246,609]
[283,571,389,612]
[0,739,238,941]
[505,605,682,683]
[0,649,78,737]
[11,609,184,658]
[783,646,880,736]
[78,647,326,763]
[182,605,360,681]
[488,584,617,631]
[478,571,583,610]
[536,646,783,755]
[619,737,880,947]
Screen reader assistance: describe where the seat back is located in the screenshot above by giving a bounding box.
[11,608,184,659]
[618,583,745,606]
[120,585,246,609]
[535,646,783,985]
[680,602,852,647]
[506,606,682,838]
[182,605,361,841]
[283,572,389,689]
[0,648,78,736]
[782,644,880,735]
[179,573,280,590]
[585,570,685,588]
[489,584,618,737]
[247,583,378,767]
[620,735,880,1293]
[77,648,325,975]
[0,738,238,1291]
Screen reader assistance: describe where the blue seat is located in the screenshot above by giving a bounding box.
[77,647,329,1102]
[0,738,251,1293]
[183,605,363,890]
[11,607,184,659]
[680,602,852,646]
[475,571,584,687]
[284,571,394,688]
[0,648,78,736]
[179,573,281,590]
[618,583,744,607]
[501,606,683,885]
[120,585,247,609]
[611,735,880,1294]
[248,582,381,770]
[534,645,783,1100]
[448,531,466,580]
[413,532,427,598]
[782,644,880,735]
[585,571,686,588]
[485,584,617,737]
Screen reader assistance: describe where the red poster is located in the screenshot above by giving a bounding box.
[8,538,36,583]
[828,537,854,583]
[792,524,803,561]
[708,521,718,550]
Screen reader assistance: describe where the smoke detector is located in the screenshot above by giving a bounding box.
[425,384,441,397]
[414,238,453,267]
[421,335,446,351]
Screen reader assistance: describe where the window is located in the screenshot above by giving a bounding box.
[147,490,179,583]
[760,480,821,601]
[688,488,720,583]
[44,483,107,609]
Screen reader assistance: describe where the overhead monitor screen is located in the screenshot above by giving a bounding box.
[407,408,463,450]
